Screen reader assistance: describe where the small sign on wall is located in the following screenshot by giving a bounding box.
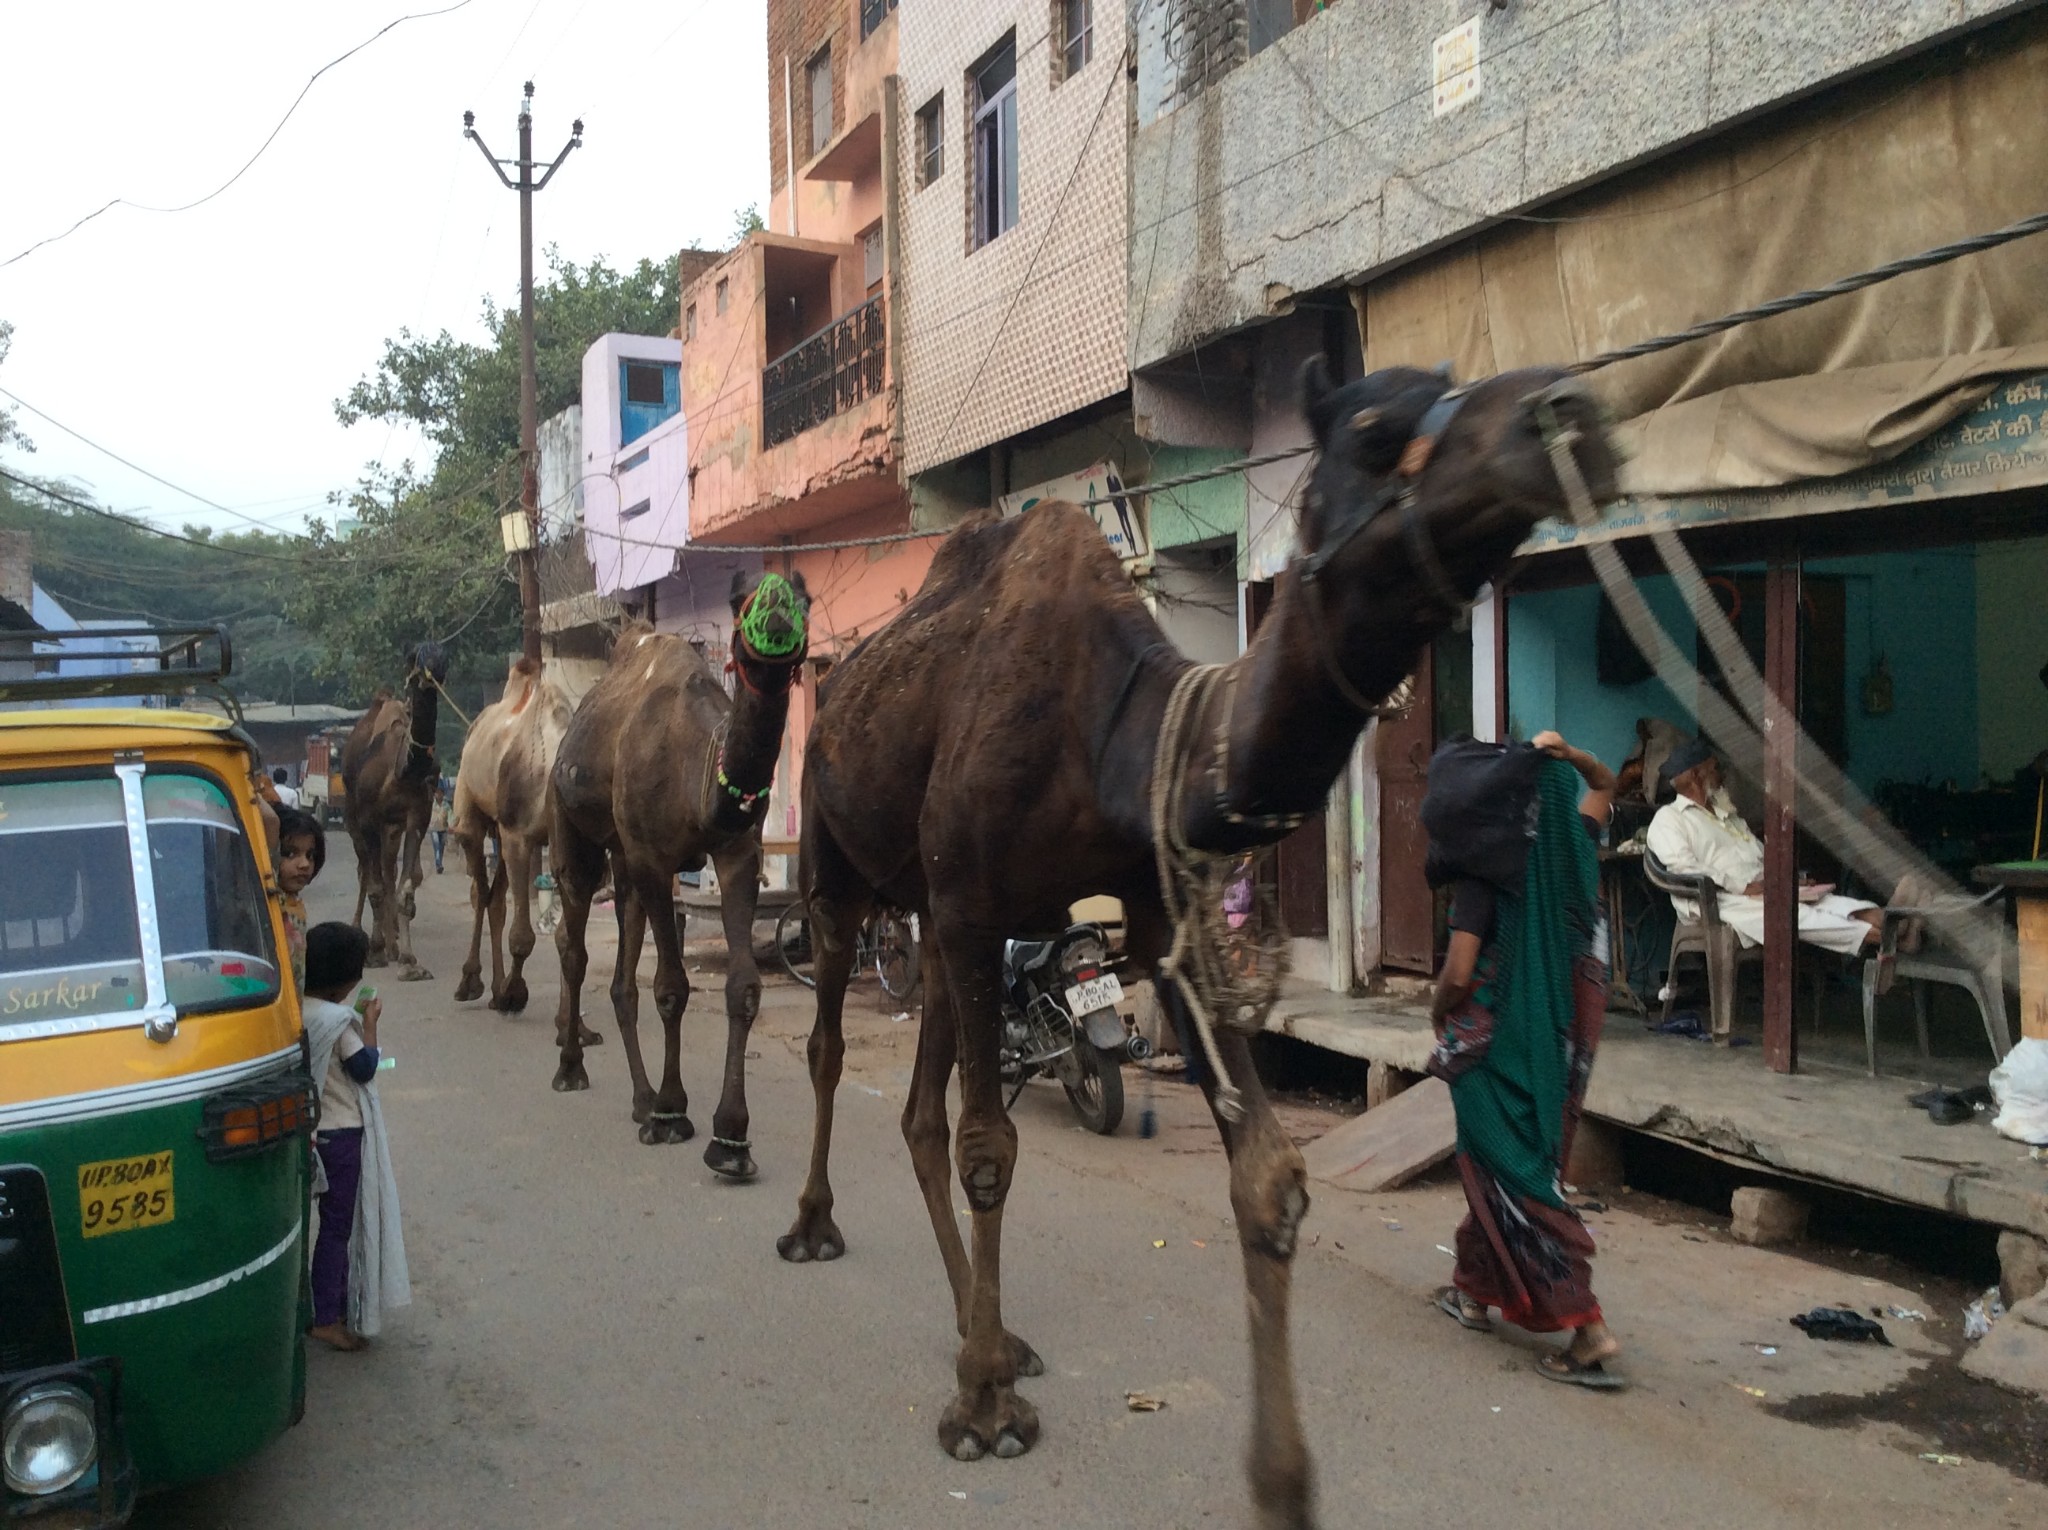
[1000,463,1149,561]
[1432,15,1483,118]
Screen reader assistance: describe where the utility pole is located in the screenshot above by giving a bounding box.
[465,82,581,663]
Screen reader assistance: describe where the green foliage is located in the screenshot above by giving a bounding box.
[0,321,29,454]
[729,204,765,244]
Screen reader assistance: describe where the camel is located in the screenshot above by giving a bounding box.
[452,656,583,1013]
[342,641,449,979]
[549,569,811,1177]
[774,362,1619,1526]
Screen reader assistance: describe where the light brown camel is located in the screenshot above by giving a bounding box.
[452,656,582,1013]
[342,641,448,979]
[775,363,1618,1526]
[549,569,810,1177]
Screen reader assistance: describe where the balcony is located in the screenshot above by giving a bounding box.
[763,296,886,448]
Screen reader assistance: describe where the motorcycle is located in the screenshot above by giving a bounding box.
[1000,922,1151,1134]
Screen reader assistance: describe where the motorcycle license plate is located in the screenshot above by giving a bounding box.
[1063,973,1123,1017]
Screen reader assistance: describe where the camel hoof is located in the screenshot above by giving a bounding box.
[401,894,417,920]
[775,1213,845,1263]
[398,965,433,982]
[552,1062,591,1093]
[497,978,529,1014]
[638,1113,695,1145]
[454,973,484,1003]
[703,1139,757,1181]
[365,952,391,970]
[1007,1333,1045,1379]
[578,1025,603,1046]
[938,1389,1038,1464]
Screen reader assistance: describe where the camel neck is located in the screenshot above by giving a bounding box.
[718,671,794,807]
[405,682,440,780]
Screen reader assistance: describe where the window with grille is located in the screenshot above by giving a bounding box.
[807,45,833,157]
[1061,0,1094,80]
[859,0,897,41]
[970,35,1018,249]
[916,94,944,187]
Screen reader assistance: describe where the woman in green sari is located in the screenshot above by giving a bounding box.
[1426,731,1623,1389]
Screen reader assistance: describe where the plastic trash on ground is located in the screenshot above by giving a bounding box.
[1989,1037,2048,1144]
[1963,1285,2006,1342]
[1789,1307,1891,1344]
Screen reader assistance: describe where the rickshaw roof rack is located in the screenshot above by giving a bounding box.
[0,624,240,718]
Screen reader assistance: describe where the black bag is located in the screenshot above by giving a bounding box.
[1421,736,1543,893]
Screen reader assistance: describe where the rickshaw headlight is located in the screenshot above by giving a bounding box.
[1,1382,98,1496]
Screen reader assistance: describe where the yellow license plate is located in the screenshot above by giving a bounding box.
[77,1151,175,1239]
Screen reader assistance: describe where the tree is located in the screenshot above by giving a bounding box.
[0,321,31,454]
[729,204,765,244]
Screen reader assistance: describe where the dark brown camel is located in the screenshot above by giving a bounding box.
[775,363,1618,1527]
[342,641,449,978]
[549,570,810,1177]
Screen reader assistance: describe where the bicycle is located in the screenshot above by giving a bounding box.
[775,901,921,1001]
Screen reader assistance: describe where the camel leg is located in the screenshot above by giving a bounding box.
[1167,980,1317,1530]
[933,925,1038,1464]
[631,863,694,1146]
[778,825,869,1261]
[550,822,607,1093]
[356,826,390,967]
[454,830,495,1003]
[703,837,764,1180]
[901,939,1043,1379]
[484,846,510,1004]
[608,875,662,1124]
[496,834,536,1014]
[390,824,431,980]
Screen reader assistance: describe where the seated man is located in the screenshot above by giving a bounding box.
[1645,736,1880,955]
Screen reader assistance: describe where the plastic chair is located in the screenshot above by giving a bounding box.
[1643,848,1757,1040]
[1860,887,2013,1076]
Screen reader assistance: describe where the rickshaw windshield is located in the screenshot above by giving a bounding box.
[0,763,279,1040]
[0,776,150,1029]
[144,771,280,1012]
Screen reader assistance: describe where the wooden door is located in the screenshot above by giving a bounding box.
[1377,644,1437,972]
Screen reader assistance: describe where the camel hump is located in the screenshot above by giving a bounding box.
[502,655,542,714]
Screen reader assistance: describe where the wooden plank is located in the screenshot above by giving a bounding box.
[1300,1074,1456,1192]
[1762,557,1800,1074]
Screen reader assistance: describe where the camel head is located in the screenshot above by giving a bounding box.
[1296,359,1618,616]
[729,569,811,689]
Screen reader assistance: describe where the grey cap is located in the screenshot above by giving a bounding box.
[1659,734,1716,784]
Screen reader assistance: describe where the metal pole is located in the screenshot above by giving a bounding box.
[463,85,582,667]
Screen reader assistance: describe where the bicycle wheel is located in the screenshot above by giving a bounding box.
[873,912,921,1001]
[776,902,817,988]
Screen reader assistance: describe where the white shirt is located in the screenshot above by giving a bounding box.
[1646,788,1762,911]
[273,782,300,808]
[319,1018,368,1131]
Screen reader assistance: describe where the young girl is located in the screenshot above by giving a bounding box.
[276,809,325,992]
[302,922,411,1351]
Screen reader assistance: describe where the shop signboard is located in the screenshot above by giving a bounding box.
[1522,374,2048,554]
[1000,463,1148,561]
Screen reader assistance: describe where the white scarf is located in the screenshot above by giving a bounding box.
[303,996,412,1336]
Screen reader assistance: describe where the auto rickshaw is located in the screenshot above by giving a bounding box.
[0,628,310,1525]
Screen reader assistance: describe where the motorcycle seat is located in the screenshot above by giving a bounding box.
[1003,938,1061,984]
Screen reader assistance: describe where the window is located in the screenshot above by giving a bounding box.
[970,35,1019,249]
[807,45,833,157]
[862,224,884,290]
[915,94,945,187]
[619,359,679,445]
[715,277,730,315]
[0,777,147,1031]
[859,0,897,41]
[620,499,652,521]
[623,360,667,406]
[144,772,279,1015]
[1060,0,1094,79]
[684,303,697,341]
[1248,0,1298,56]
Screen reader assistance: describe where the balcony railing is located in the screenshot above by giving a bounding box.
[762,295,886,448]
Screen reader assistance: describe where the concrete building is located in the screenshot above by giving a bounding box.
[1127,0,2048,1020]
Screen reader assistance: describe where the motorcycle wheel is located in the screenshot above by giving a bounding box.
[873,912,921,1001]
[776,903,817,989]
[1062,1043,1125,1135]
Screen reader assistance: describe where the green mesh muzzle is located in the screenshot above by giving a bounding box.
[738,573,807,659]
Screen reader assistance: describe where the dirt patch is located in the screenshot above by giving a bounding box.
[1773,1355,2048,1485]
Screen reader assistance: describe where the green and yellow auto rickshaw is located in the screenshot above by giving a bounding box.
[0,628,310,1525]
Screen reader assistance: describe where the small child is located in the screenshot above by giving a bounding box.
[275,809,325,992]
[302,922,410,1351]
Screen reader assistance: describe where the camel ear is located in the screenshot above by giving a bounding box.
[1299,355,1339,440]
[785,569,812,608]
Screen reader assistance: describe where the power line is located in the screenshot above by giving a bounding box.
[2,0,481,269]
[0,466,308,563]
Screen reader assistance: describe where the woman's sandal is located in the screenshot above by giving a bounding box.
[1434,1286,1493,1332]
[1537,1350,1627,1390]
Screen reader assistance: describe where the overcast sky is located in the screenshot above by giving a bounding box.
[0,0,767,535]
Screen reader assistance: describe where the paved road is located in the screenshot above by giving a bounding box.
[140,842,2046,1529]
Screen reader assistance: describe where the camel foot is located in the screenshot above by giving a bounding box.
[578,1024,603,1046]
[365,951,391,970]
[703,1137,757,1181]
[454,972,484,1003]
[938,1384,1039,1463]
[401,892,417,920]
[775,1207,845,1263]
[398,964,433,982]
[552,1059,591,1093]
[1006,1332,1045,1379]
[492,977,529,1014]
[638,1112,695,1145]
